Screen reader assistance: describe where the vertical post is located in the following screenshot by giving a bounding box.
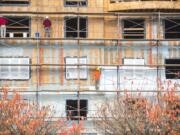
[117,14,120,96]
[157,12,161,100]
[77,1,81,122]
[36,1,40,110]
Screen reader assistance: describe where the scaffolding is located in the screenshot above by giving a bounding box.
[0,1,180,127]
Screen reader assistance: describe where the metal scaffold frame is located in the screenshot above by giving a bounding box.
[0,6,180,122]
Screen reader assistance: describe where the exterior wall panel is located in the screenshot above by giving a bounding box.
[0,42,179,92]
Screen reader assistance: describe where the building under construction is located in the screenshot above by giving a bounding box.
[0,0,180,134]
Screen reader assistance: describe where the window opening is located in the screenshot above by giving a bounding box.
[164,18,180,39]
[123,19,145,39]
[5,16,30,38]
[66,100,88,120]
[65,17,87,38]
[165,59,180,79]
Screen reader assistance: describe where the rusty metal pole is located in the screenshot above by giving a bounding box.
[36,1,40,110]
[117,14,120,96]
[157,12,161,101]
[77,1,81,122]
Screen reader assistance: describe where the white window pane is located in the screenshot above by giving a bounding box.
[10,58,19,78]
[66,58,77,79]
[123,58,145,70]
[80,68,87,79]
[19,58,30,79]
[21,58,29,64]
[66,57,87,79]
[1,58,9,72]
[66,68,78,79]
[0,57,30,80]
[80,58,87,79]
[0,58,9,79]
[1,66,8,72]
[11,58,19,69]
[124,58,144,65]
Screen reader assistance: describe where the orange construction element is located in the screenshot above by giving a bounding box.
[94,68,101,81]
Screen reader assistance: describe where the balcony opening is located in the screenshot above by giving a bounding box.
[5,16,30,38]
[65,17,87,38]
[164,18,180,39]
[165,59,180,79]
[64,0,87,6]
[66,100,88,120]
[123,19,145,39]
[0,0,29,5]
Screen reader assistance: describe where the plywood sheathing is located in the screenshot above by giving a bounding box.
[108,1,180,11]
[1,0,104,13]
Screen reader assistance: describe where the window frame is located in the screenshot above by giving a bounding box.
[65,56,88,80]
[0,57,31,81]
[64,0,87,7]
[64,16,88,38]
[122,18,145,39]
